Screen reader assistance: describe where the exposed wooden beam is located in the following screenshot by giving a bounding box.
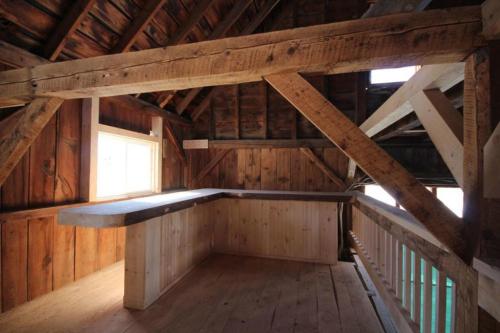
[265,72,468,262]
[163,120,187,166]
[166,0,216,46]
[111,0,168,53]
[0,7,482,103]
[190,149,231,187]
[80,97,99,201]
[484,123,500,198]
[374,116,421,142]
[410,89,464,187]
[347,62,465,180]
[173,0,282,115]
[183,139,336,149]
[299,148,346,189]
[463,49,492,259]
[362,0,432,18]
[43,0,97,60]
[0,98,64,187]
[482,0,500,40]
[161,0,256,113]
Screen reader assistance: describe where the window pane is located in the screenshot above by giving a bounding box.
[126,141,153,193]
[96,130,156,199]
[97,133,127,198]
[370,66,419,84]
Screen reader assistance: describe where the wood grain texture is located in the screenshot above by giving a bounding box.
[0,7,483,101]
[0,98,63,187]
[265,72,468,261]
[213,198,337,264]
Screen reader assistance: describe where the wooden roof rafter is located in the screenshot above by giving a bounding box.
[0,6,483,103]
[43,0,98,61]
[155,0,257,110]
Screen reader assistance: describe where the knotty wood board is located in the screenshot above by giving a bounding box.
[213,198,338,264]
[0,255,384,333]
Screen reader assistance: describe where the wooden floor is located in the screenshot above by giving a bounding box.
[0,254,384,333]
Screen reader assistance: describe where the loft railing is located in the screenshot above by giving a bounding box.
[349,193,477,333]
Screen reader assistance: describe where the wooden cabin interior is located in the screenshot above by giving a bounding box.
[0,0,499,332]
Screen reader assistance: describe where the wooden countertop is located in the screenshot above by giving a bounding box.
[58,188,353,228]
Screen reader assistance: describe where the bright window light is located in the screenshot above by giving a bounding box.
[365,184,396,207]
[436,187,463,217]
[370,66,420,84]
[96,131,158,199]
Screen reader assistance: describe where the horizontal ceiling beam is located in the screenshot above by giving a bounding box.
[0,6,483,103]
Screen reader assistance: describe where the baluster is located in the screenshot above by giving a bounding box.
[404,246,412,311]
[391,236,397,292]
[385,232,391,283]
[413,253,422,327]
[423,260,433,333]
[436,271,447,333]
[396,241,403,301]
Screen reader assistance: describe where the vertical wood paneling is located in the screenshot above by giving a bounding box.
[97,228,117,269]
[213,198,337,264]
[27,217,54,300]
[75,227,98,279]
[261,148,277,190]
[1,220,28,311]
[54,100,81,204]
[276,148,291,190]
[29,115,57,206]
[52,221,75,289]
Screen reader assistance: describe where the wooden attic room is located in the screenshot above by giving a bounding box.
[0,0,499,331]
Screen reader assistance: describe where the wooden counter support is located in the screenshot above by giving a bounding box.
[59,189,347,310]
[124,217,161,310]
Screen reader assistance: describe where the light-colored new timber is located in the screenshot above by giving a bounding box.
[410,89,464,187]
[0,7,483,102]
[347,62,465,179]
[265,72,468,262]
[0,255,383,333]
[212,198,338,264]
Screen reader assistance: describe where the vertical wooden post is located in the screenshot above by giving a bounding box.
[80,97,99,202]
[124,217,162,310]
[151,116,163,193]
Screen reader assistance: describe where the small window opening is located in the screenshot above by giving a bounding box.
[370,66,420,84]
[96,127,160,200]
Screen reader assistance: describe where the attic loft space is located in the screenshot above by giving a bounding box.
[0,0,499,332]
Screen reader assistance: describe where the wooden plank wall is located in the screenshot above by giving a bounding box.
[212,198,338,264]
[159,204,213,293]
[188,148,349,192]
[0,98,186,313]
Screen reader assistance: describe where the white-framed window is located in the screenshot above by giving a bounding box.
[370,66,420,84]
[96,124,161,200]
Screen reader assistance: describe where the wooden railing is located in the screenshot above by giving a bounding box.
[350,193,477,333]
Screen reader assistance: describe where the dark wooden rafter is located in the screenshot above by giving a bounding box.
[362,0,432,18]
[43,0,97,60]
[3,7,483,104]
[157,0,257,112]
[190,149,231,187]
[482,0,500,40]
[0,98,64,186]
[264,72,469,262]
[191,0,292,122]
[299,148,346,189]
[111,0,168,53]
[174,0,283,116]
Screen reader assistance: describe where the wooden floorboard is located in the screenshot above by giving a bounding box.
[0,254,384,333]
